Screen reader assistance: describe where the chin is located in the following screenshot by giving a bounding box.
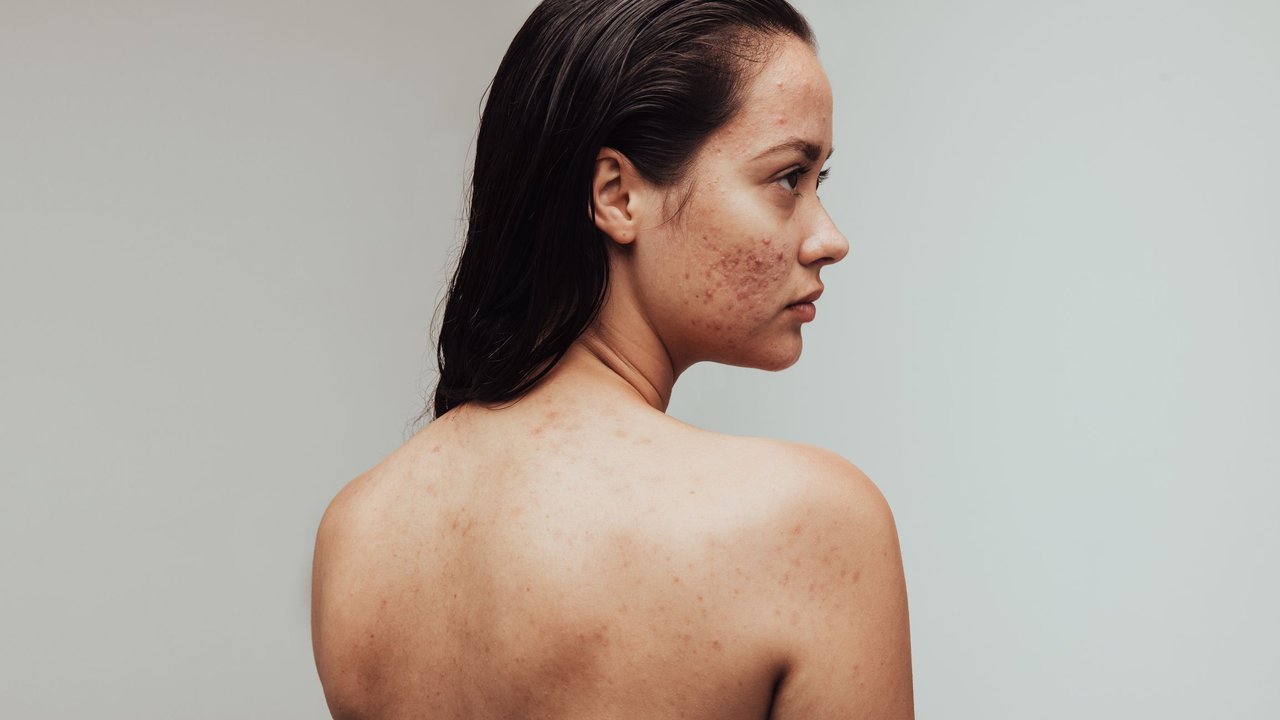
[723,334,803,372]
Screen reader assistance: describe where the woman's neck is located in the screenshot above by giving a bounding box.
[525,319,677,414]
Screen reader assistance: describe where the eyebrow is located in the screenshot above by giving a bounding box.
[750,138,834,163]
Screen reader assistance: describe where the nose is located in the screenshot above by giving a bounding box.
[798,202,849,267]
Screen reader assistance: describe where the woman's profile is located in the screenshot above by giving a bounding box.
[311,0,913,717]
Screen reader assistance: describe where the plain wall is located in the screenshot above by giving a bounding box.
[2,0,1276,717]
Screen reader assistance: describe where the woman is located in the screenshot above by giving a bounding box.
[312,1,913,717]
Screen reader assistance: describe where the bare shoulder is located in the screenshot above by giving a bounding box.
[312,465,396,575]
[311,457,430,718]
[704,433,896,534]
[701,434,914,719]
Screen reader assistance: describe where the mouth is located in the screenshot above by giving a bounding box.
[785,286,823,322]
[786,302,817,322]
[788,286,824,306]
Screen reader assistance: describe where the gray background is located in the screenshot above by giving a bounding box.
[2,0,1276,717]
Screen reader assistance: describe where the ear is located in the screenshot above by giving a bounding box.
[590,148,644,245]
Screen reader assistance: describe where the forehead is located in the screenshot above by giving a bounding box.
[715,37,833,156]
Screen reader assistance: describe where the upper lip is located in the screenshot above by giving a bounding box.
[790,286,824,305]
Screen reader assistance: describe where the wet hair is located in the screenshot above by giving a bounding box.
[429,0,814,419]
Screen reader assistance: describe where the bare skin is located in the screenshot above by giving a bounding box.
[312,37,913,719]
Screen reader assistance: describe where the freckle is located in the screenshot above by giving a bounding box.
[684,272,690,279]
[711,639,723,651]
[614,429,628,438]
[430,445,441,453]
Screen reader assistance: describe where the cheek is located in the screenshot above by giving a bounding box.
[690,236,788,333]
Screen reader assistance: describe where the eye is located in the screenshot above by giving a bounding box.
[775,168,805,194]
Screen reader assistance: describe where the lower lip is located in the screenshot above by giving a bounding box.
[787,302,816,322]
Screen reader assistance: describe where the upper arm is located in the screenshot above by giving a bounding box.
[311,476,381,719]
[763,445,914,720]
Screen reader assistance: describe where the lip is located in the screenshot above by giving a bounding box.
[787,302,817,322]
[788,286,824,306]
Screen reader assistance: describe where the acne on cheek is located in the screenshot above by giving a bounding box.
[700,237,788,318]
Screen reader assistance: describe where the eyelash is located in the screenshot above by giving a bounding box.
[777,166,831,196]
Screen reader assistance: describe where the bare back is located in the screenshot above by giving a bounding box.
[312,397,912,719]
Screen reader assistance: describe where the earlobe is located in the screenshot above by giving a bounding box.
[591,148,639,245]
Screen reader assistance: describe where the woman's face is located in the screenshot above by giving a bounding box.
[634,36,848,373]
